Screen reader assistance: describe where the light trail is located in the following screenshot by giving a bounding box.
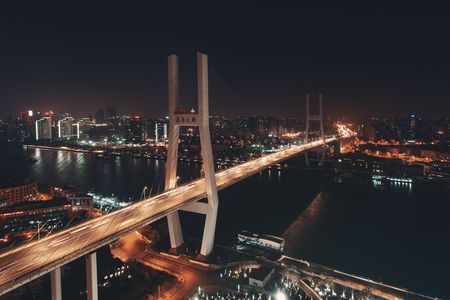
[0,138,336,296]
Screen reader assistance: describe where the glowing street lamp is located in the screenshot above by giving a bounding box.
[275,290,287,300]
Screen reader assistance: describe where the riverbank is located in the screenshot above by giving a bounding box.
[0,145,448,298]
[25,144,104,154]
[280,182,450,299]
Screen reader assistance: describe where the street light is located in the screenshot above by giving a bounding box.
[141,186,148,199]
[37,220,48,240]
[275,290,287,300]
[37,221,41,240]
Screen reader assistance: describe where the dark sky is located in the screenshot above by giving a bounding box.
[1,2,450,118]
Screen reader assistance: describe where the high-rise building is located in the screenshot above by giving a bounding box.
[58,116,79,139]
[35,117,52,141]
[155,120,168,143]
[409,114,416,141]
[249,116,267,135]
[19,110,33,124]
[5,117,31,142]
[77,118,93,141]
[94,109,105,124]
[0,119,7,141]
[105,106,117,120]
[267,117,278,136]
[124,116,144,144]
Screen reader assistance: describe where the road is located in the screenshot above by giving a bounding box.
[138,251,215,299]
[279,255,438,300]
[0,138,335,296]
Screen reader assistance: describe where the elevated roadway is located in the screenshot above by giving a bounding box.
[280,256,438,300]
[0,138,335,296]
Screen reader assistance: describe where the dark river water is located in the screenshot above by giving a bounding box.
[1,143,449,299]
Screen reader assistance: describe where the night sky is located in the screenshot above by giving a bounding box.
[1,2,450,118]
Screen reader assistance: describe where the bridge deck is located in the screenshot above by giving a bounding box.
[0,138,335,296]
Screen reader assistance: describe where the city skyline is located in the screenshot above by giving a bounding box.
[3,105,450,121]
[1,3,450,118]
[0,3,449,300]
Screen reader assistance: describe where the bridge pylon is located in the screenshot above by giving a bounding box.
[165,52,219,257]
[305,93,326,166]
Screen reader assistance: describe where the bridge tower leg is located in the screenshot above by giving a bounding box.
[197,52,219,257]
[305,93,326,166]
[165,52,219,257]
[51,267,62,300]
[165,54,184,250]
[305,93,310,167]
[86,252,98,300]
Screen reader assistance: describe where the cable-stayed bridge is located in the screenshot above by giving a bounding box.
[0,52,344,299]
[0,137,336,296]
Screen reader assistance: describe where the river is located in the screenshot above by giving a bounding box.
[0,143,448,299]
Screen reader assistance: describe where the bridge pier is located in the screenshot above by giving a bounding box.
[51,267,62,300]
[165,52,219,257]
[86,252,98,300]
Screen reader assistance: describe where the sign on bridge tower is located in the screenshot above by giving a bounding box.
[165,52,219,257]
[305,93,326,166]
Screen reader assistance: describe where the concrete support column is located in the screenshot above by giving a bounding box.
[305,93,310,144]
[51,267,62,300]
[197,52,219,257]
[86,252,98,300]
[167,211,184,249]
[319,93,325,166]
[165,123,184,248]
[198,125,219,256]
[166,53,184,250]
[305,93,310,167]
[319,93,325,143]
[168,54,179,113]
[305,93,325,166]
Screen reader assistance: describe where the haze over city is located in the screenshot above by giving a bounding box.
[1,2,450,118]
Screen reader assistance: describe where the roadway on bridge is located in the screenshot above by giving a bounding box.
[0,138,335,296]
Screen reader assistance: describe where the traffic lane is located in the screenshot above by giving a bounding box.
[0,141,303,283]
[0,139,335,290]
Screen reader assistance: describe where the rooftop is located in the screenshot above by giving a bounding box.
[249,266,273,281]
[0,177,34,189]
[0,198,70,213]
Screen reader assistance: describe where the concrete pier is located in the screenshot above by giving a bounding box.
[51,267,62,300]
[86,252,98,300]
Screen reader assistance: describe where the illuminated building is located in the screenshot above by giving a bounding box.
[66,193,93,209]
[50,185,93,209]
[249,116,268,135]
[407,113,417,142]
[0,198,72,221]
[18,110,33,124]
[124,116,144,144]
[248,266,275,288]
[154,120,168,143]
[0,177,37,207]
[57,116,79,139]
[35,117,52,141]
[50,184,82,198]
[77,117,94,140]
